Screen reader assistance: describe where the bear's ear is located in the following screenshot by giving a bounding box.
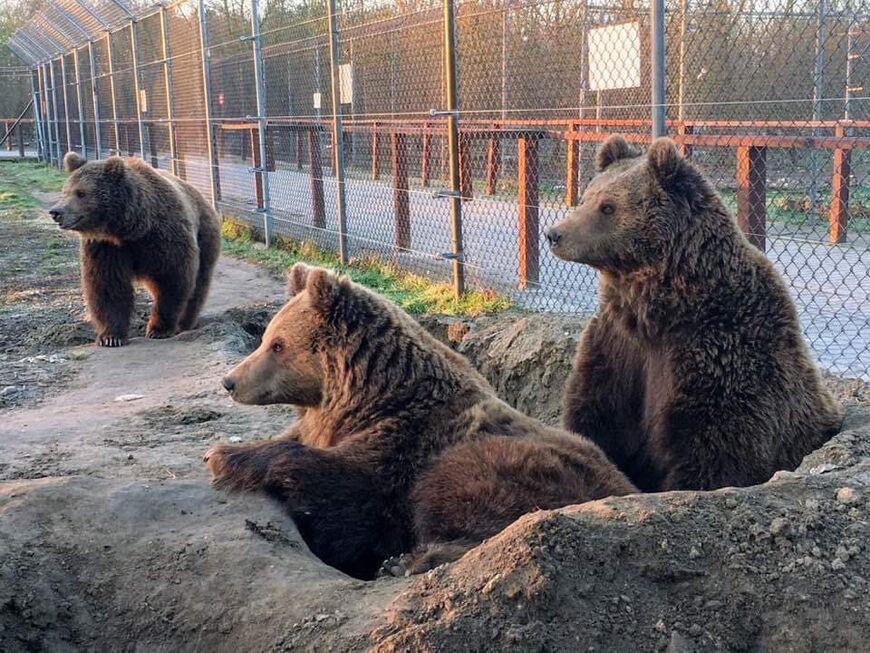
[103,156,127,181]
[305,267,345,317]
[596,134,642,172]
[286,262,311,298]
[63,151,86,173]
[646,138,683,185]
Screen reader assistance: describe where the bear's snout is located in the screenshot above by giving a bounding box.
[48,206,64,224]
[545,227,562,247]
[222,376,236,393]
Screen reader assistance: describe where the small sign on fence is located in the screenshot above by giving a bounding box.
[313,92,322,109]
[139,89,148,113]
[588,22,641,91]
[339,63,353,104]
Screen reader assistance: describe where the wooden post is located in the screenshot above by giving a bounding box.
[392,131,411,249]
[148,127,158,168]
[125,124,134,157]
[829,126,850,244]
[309,128,326,228]
[265,126,275,172]
[518,135,540,287]
[18,125,25,158]
[420,126,431,187]
[371,125,380,180]
[250,127,264,211]
[678,123,694,159]
[295,129,303,170]
[736,145,767,251]
[485,130,500,195]
[4,122,10,151]
[459,132,473,201]
[565,123,579,206]
[175,123,187,180]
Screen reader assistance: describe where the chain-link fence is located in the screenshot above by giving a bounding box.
[0,66,37,157]
[4,0,870,381]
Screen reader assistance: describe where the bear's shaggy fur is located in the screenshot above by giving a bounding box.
[48,152,221,346]
[546,135,843,492]
[205,264,636,579]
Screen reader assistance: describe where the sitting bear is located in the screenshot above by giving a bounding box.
[204,264,636,579]
[48,152,221,346]
[545,135,843,492]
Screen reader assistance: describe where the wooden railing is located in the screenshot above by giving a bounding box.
[215,117,868,287]
[1,117,33,158]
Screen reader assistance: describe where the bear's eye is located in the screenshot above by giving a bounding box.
[75,190,86,199]
[600,202,615,215]
[271,341,283,354]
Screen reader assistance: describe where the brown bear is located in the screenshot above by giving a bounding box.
[48,152,221,346]
[545,135,843,492]
[204,263,636,579]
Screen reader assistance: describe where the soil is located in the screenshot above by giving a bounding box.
[2,200,869,652]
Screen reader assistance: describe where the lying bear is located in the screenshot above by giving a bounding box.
[546,135,843,492]
[205,264,636,579]
[49,152,221,346]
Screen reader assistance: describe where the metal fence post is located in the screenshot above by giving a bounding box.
[809,0,826,204]
[650,0,666,138]
[73,48,86,156]
[37,64,48,163]
[677,0,687,123]
[36,64,46,163]
[128,20,146,158]
[105,31,121,154]
[442,0,465,297]
[30,68,46,162]
[197,0,220,211]
[326,0,349,263]
[159,4,178,175]
[87,40,103,159]
[248,0,273,245]
[59,55,72,155]
[48,62,62,166]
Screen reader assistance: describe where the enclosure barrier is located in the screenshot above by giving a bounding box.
[4,0,870,380]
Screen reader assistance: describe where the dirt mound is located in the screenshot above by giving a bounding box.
[371,408,870,652]
[0,477,390,651]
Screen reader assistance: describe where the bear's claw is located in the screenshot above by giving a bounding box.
[146,327,176,340]
[98,335,127,347]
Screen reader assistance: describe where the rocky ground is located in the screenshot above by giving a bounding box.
[1,201,869,652]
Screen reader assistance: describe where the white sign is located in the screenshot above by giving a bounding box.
[588,22,641,91]
[313,92,322,109]
[138,89,148,113]
[339,63,353,104]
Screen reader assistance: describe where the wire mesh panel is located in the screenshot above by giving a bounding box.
[136,12,170,168]
[259,6,336,250]
[0,68,36,155]
[662,0,870,378]
[330,0,455,278]
[166,1,211,197]
[202,0,259,221]
[92,35,119,157]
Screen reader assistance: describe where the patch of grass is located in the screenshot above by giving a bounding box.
[0,161,66,209]
[221,218,512,316]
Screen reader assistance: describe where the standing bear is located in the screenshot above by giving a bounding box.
[205,264,636,579]
[546,135,843,492]
[49,152,221,346]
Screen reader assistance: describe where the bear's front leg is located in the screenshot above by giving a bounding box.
[203,439,299,491]
[563,315,660,490]
[145,275,192,339]
[81,240,134,347]
[204,437,402,578]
